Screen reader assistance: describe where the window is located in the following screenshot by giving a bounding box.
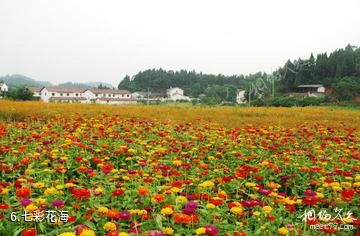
[76,93,78,96]
[96,94,98,97]
[67,93,70,96]
[113,94,115,97]
[60,93,63,96]
[52,93,55,96]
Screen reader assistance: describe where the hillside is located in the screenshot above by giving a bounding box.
[0,75,53,87]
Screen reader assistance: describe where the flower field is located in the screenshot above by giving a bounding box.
[0,101,359,235]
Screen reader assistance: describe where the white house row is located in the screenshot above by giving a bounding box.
[27,86,137,104]
[26,86,193,104]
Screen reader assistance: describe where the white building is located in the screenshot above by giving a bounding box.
[27,86,44,98]
[0,83,8,93]
[296,84,326,97]
[166,87,190,101]
[27,86,135,105]
[236,90,246,104]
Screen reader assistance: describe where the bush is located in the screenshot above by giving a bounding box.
[299,97,323,106]
[252,98,266,107]
[270,97,298,107]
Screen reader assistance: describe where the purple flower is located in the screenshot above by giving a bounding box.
[182,207,196,215]
[205,225,219,236]
[258,188,272,195]
[20,198,32,206]
[185,202,198,209]
[51,199,64,207]
[147,231,164,236]
[119,211,131,220]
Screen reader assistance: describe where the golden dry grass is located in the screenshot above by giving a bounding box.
[0,100,359,129]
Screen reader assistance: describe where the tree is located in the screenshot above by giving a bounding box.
[97,84,110,89]
[333,76,360,101]
[5,87,35,101]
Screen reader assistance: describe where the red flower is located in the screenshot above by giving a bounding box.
[22,228,36,236]
[302,196,318,206]
[341,189,355,202]
[0,203,9,210]
[71,188,91,200]
[112,189,124,196]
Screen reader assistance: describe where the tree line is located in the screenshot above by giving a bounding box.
[118,44,360,102]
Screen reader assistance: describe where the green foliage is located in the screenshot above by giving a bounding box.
[270,97,298,107]
[277,44,360,93]
[97,84,111,89]
[5,87,35,101]
[117,69,251,97]
[333,76,360,101]
[200,97,222,105]
[298,97,323,106]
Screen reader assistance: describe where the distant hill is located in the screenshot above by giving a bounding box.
[58,82,115,89]
[0,74,53,88]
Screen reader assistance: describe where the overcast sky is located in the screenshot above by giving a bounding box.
[0,0,359,86]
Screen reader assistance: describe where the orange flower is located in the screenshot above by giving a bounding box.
[151,193,165,203]
[173,213,198,224]
[16,186,31,198]
[138,186,149,197]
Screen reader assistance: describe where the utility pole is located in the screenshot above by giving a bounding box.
[147,88,150,105]
[248,85,251,106]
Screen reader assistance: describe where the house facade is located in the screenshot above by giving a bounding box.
[236,90,246,104]
[295,84,326,97]
[27,86,44,98]
[25,86,135,105]
[166,87,190,101]
[0,83,8,94]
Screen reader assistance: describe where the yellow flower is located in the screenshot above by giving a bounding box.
[176,196,187,203]
[278,227,288,235]
[267,182,281,189]
[196,227,206,235]
[59,233,76,236]
[171,187,180,193]
[206,203,216,209]
[162,227,174,235]
[25,203,38,212]
[316,192,325,199]
[0,188,9,194]
[129,209,140,215]
[161,207,174,215]
[172,160,182,166]
[262,206,273,214]
[79,229,96,236]
[33,198,47,205]
[230,207,243,215]
[33,182,45,188]
[98,206,109,213]
[253,211,261,216]
[103,222,117,231]
[245,182,256,187]
[284,198,296,205]
[138,209,147,216]
[198,181,214,188]
[118,233,129,236]
[44,187,60,195]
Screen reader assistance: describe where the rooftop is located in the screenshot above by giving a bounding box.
[297,84,324,88]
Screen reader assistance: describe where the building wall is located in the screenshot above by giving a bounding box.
[40,88,51,102]
[0,84,8,92]
[236,90,246,104]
